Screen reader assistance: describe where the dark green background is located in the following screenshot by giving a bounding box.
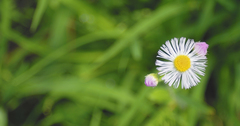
[0,0,240,125]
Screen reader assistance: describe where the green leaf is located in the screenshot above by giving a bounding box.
[130,39,142,61]
[148,87,170,104]
[0,107,7,126]
[30,0,48,32]
[89,2,196,73]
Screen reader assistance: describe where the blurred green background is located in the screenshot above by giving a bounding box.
[0,0,240,125]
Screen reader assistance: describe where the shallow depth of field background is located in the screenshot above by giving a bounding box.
[0,0,240,125]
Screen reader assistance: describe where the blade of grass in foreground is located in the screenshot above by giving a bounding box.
[86,2,198,74]
[90,108,102,126]
[117,86,152,126]
[0,107,7,126]
[208,22,240,47]
[61,0,115,30]
[194,0,215,40]
[30,0,48,32]
[10,30,123,86]
[0,0,12,77]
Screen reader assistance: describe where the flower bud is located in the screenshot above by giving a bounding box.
[145,73,158,87]
[194,42,209,56]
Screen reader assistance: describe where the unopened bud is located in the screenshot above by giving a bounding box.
[194,42,209,56]
[145,73,158,87]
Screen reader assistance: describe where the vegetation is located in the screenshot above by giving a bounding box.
[0,0,240,125]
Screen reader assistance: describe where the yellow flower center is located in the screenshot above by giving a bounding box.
[174,55,191,72]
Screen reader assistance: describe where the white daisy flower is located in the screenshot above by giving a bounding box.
[155,37,207,89]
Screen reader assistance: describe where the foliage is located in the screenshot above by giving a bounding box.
[0,0,240,125]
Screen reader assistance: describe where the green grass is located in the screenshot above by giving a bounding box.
[0,0,240,125]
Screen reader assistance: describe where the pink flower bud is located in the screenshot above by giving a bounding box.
[194,42,209,56]
[145,73,158,87]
